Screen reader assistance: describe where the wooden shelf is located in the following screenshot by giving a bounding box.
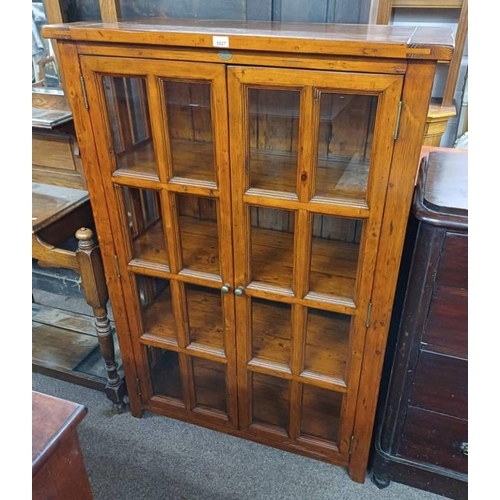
[303,309,350,382]
[131,213,360,300]
[300,385,343,443]
[115,139,369,203]
[114,139,216,182]
[251,299,292,367]
[185,285,224,352]
[252,372,290,433]
[148,347,228,414]
[32,303,122,391]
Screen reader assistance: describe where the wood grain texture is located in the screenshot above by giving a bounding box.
[43,20,454,61]
[48,21,452,482]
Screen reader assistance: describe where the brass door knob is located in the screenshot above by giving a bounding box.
[234,286,245,296]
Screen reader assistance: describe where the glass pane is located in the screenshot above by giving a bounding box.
[310,214,362,299]
[315,93,376,202]
[250,206,295,290]
[120,187,168,266]
[251,299,291,368]
[135,275,176,342]
[147,347,183,402]
[248,88,300,194]
[252,373,289,433]
[186,284,224,353]
[193,357,227,413]
[300,385,343,443]
[103,76,155,175]
[164,80,216,183]
[304,309,351,381]
[178,195,220,276]
[65,0,101,22]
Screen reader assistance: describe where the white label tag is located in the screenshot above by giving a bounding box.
[213,36,229,48]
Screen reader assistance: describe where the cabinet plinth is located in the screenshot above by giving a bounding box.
[43,19,454,483]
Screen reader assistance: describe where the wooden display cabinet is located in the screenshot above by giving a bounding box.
[43,19,453,482]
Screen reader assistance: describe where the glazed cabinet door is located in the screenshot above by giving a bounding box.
[228,67,403,462]
[80,56,238,429]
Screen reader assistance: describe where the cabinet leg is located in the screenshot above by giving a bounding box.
[372,472,391,489]
[75,228,127,413]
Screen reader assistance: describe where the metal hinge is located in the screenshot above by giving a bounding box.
[349,435,355,455]
[394,101,402,140]
[114,255,121,278]
[366,302,372,328]
[80,75,89,109]
[135,378,142,396]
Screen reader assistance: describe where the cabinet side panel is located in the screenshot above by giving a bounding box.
[55,41,142,416]
[348,60,437,483]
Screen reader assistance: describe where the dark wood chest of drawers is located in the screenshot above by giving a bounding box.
[371,150,468,499]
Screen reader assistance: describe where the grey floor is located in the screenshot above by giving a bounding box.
[32,372,446,500]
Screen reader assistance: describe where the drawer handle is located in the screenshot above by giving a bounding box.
[460,442,468,457]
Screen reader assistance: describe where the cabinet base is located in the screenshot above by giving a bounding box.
[371,446,467,500]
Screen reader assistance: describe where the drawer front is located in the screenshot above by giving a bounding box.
[410,350,467,419]
[436,233,467,289]
[32,134,77,171]
[424,285,468,356]
[399,406,468,474]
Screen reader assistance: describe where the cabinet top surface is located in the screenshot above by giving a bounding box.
[42,19,453,61]
[414,150,468,227]
[32,391,87,475]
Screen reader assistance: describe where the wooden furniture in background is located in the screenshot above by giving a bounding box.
[371,149,468,499]
[32,390,93,499]
[32,110,86,189]
[372,0,468,146]
[32,183,126,412]
[44,19,453,482]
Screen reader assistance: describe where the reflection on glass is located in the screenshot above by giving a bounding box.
[178,195,220,276]
[186,284,224,352]
[164,80,216,183]
[300,385,343,443]
[251,299,291,368]
[304,308,351,381]
[120,186,168,265]
[252,372,289,433]
[248,88,300,194]
[103,76,155,175]
[32,1,61,89]
[135,275,176,342]
[250,206,295,290]
[309,214,362,299]
[193,357,227,413]
[148,347,183,402]
[315,93,377,202]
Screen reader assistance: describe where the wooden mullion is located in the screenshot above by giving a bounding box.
[289,380,302,440]
[160,191,181,274]
[289,304,307,440]
[147,73,171,184]
[297,86,318,204]
[179,352,196,411]
[293,209,312,298]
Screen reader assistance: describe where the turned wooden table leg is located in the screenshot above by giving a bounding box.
[75,227,127,413]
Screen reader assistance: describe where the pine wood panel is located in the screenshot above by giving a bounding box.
[48,19,451,482]
[43,21,454,61]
